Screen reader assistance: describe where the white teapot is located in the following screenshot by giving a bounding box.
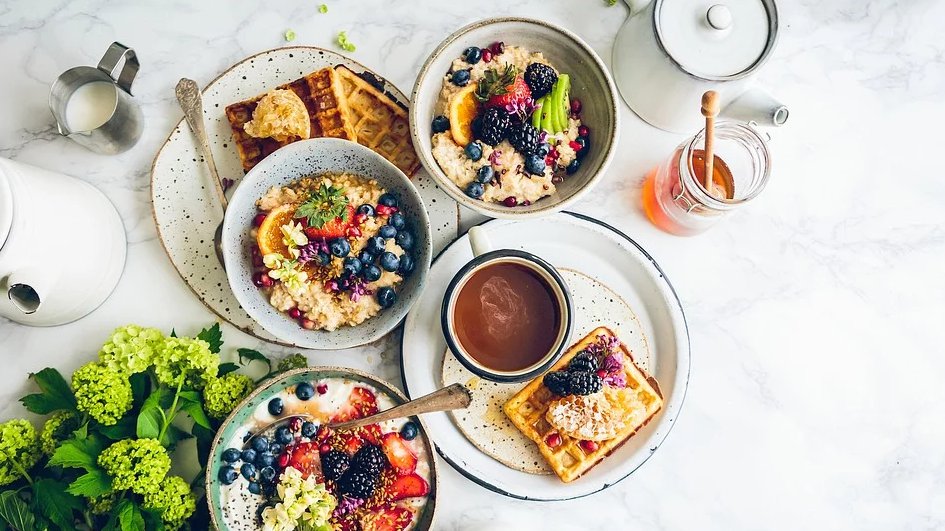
[612,0,789,133]
[0,158,126,326]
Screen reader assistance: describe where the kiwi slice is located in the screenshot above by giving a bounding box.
[531,96,544,129]
[553,74,571,133]
[539,95,554,133]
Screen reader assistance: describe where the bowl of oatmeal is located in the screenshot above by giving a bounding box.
[221,138,432,349]
[410,17,619,219]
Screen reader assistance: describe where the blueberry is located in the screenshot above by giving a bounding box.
[431,115,450,133]
[463,46,482,64]
[275,426,293,445]
[357,204,375,217]
[240,448,257,463]
[222,448,241,463]
[388,212,406,230]
[400,421,419,441]
[524,154,546,175]
[398,254,415,277]
[378,192,399,208]
[358,249,376,267]
[259,466,276,483]
[240,462,256,480]
[269,443,283,456]
[377,287,397,308]
[267,398,283,416]
[219,466,238,485]
[366,236,386,254]
[343,256,362,276]
[301,421,317,438]
[394,230,415,250]
[451,69,471,86]
[575,136,589,159]
[296,382,315,401]
[536,143,551,157]
[248,481,262,495]
[566,159,581,175]
[465,182,484,199]
[316,252,331,266]
[379,252,400,272]
[379,225,397,239]
[329,237,350,257]
[465,142,483,161]
[362,264,382,282]
[255,451,276,468]
[252,435,270,453]
[475,166,495,184]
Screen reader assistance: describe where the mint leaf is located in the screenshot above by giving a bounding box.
[0,491,36,531]
[197,323,223,354]
[237,348,272,373]
[49,437,104,471]
[33,478,82,530]
[217,362,240,376]
[116,499,144,531]
[20,367,76,414]
[67,469,113,497]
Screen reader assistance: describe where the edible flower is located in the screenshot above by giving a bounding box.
[298,239,329,265]
[281,221,309,258]
[266,254,309,293]
[488,149,503,165]
[332,495,364,518]
[347,276,372,302]
[261,466,336,531]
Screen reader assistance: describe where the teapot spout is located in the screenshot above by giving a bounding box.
[6,268,54,315]
[721,88,789,127]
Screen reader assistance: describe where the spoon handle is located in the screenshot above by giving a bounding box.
[330,384,471,431]
[175,78,228,213]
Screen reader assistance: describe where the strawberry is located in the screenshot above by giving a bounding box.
[386,473,430,501]
[302,204,355,239]
[380,432,417,475]
[360,505,412,531]
[286,442,321,478]
[486,76,532,110]
[331,387,379,423]
[361,423,383,446]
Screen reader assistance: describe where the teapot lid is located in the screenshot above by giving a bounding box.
[0,163,12,251]
[656,0,778,80]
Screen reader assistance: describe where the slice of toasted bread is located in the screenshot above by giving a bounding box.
[503,326,663,483]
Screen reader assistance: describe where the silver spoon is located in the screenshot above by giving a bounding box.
[175,78,228,268]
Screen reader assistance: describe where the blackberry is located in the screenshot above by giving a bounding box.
[475,107,511,146]
[338,469,377,499]
[543,371,571,396]
[351,444,387,476]
[524,63,558,99]
[568,371,603,396]
[508,123,541,155]
[321,450,350,481]
[568,351,598,373]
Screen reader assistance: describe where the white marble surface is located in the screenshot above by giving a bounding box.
[2,0,944,529]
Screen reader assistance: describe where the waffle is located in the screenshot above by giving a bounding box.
[334,65,420,176]
[503,326,663,483]
[224,67,356,172]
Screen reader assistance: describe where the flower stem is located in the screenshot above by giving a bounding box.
[158,377,186,442]
[9,459,32,485]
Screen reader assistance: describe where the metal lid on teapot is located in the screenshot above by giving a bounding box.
[656,0,778,80]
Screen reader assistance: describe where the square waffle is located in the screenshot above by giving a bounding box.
[503,326,663,483]
[334,65,420,176]
[224,67,356,172]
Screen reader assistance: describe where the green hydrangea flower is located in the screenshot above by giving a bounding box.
[98,438,170,496]
[99,324,165,374]
[72,362,133,426]
[203,373,254,420]
[142,475,196,530]
[277,353,308,373]
[152,336,219,390]
[88,492,117,515]
[39,410,80,456]
[0,419,40,487]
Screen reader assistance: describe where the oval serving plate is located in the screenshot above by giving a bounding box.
[207,367,438,530]
[401,212,690,500]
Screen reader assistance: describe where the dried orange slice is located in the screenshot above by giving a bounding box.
[449,84,479,146]
[256,203,297,257]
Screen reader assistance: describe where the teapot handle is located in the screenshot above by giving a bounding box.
[622,0,653,16]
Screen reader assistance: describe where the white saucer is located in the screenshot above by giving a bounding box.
[401,212,690,500]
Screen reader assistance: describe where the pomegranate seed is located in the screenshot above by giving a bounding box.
[570,98,582,115]
[489,41,505,55]
[502,196,518,207]
[375,204,398,216]
[578,125,590,137]
[596,369,607,378]
[253,213,267,227]
[521,200,531,206]
[551,175,563,184]
[549,149,560,160]
[316,383,328,395]
[289,417,302,432]
[319,443,331,454]
[580,440,599,452]
[482,49,493,62]
[277,453,290,468]
[544,155,555,166]
[288,308,301,319]
[569,140,583,151]
[353,213,367,225]
[300,319,315,330]
[346,226,362,238]
[253,272,274,287]
[251,248,264,267]
[545,433,561,448]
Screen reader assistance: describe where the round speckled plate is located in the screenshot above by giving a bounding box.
[441,268,650,475]
[206,367,437,531]
[151,46,458,346]
[401,212,690,500]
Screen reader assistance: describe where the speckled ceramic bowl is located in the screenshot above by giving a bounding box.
[410,17,620,219]
[221,138,432,349]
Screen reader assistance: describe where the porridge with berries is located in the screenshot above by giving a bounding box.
[430,41,591,206]
[250,173,419,331]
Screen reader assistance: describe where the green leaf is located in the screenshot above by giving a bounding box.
[294,184,349,228]
[48,437,104,471]
[169,329,177,338]
[192,423,216,467]
[96,416,137,441]
[197,323,223,354]
[237,348,272,373]
[160,424,192,449]
[136,388,170,440]
[129,372,151,409]
[32,478,82,530]
[19,368,76,415]
[116,499,144,531]
[0,491,36,531]
[141,508,166,531]
[66,469,112,497]
[178,394,212,430]
[217,362,240,376]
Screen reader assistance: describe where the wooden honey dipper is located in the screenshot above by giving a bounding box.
[701,90,720,197]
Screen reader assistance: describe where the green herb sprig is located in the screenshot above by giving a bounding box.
[475,64,518,102]
[294,184,349,228]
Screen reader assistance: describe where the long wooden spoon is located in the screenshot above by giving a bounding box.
[701,90,720,197]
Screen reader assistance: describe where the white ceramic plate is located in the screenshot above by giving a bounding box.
[151,46,458,346]
[400,212,690,500]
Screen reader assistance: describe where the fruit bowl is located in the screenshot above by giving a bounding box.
[409,17,620,219]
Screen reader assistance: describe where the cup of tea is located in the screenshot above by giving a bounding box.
[441,226,573,383]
